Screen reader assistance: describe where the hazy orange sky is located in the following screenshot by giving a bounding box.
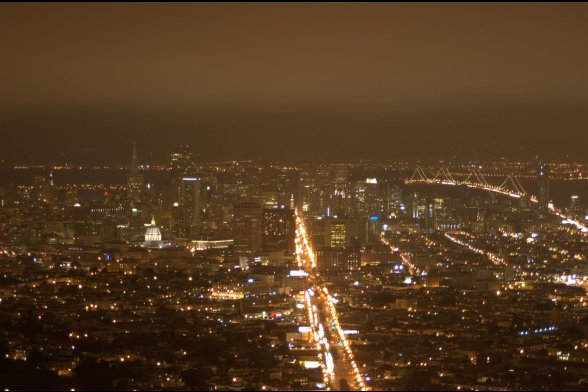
[1,3,586,162]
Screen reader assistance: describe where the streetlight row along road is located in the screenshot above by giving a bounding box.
[295,209,366,391]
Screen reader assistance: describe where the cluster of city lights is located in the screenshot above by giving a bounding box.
[553,210,588,233]
[380,236,418,275]
[295,209,366,391]
[322,287,366,390]
[295,212,317,271]
[518,326,557,336]
[407,168,587,236]
[444,231,506,266]
[304,288,332,389]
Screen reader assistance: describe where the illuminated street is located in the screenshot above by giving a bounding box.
[444,231,507,266]
[296,210,366,391]
[380,235,419,275]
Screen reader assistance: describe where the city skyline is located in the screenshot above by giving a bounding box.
[0,3,587,391]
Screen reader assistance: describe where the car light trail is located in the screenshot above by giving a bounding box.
[444,231,506,266]
[380,235,419,275]
[295,209,366,391]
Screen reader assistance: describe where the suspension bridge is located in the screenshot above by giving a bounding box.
[405,166,538,202]
[405,166,587,233]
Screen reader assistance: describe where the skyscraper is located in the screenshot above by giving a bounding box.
[425,198,435,233]
[170,145,193,176]
[568,195,581,215]
[411,192,419,219]
[382,182,402,215]
[262,208,295,253]
[327,218,348,248]
[538,161,549,211]
[127,143,144,205]
[180,177,201,237]
[233,202,262,256]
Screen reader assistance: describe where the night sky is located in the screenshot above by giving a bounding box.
[1,3,586,162]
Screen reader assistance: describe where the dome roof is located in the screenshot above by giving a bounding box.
[145,217,162,243]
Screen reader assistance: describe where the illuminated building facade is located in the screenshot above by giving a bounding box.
[169,176,202,238]
[328,219,347,248]
[70,205,126,242]
[170,144,193,176]
[411,192,419,219]
[144,217,162,245]
[317,247,360,271]
[262,207,295,253]
[568,195,581,216]
[424,198,435,233]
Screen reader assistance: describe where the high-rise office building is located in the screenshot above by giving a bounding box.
[424,198,435,233]
[171,201,183,237]
[180,177,201,236]
[310,217,351,248]
[538,161,549,211]
[169,176,202,238]
[327,218,348,248]
[262,207,295,253]
[381,182,402,215]
[170,145,193,176]
[127,143,144,205]
[317,247,360,271]
[310,217,327,248]
[70,205,126,241]
[411,192,419,219]
[568,195,581,215]
[233,202,262,256]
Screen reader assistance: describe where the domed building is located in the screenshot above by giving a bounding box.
[144,217,162,246]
